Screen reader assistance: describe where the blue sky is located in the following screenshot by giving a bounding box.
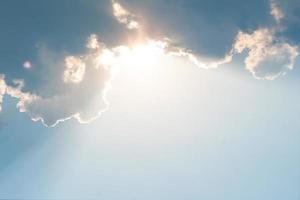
[0,0,299,199]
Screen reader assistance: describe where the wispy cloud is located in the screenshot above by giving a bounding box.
[0,0,299,127]
[0,34,228,127]
[234,28,298,80]
[270,0,284,23]
[0,35,113,127]
[0,75,6,112]
[111,0,139,30]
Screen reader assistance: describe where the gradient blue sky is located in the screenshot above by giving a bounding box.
[0,0,299,199]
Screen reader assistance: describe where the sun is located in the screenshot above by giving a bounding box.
[132,40,166,61]
[98,40,168,70]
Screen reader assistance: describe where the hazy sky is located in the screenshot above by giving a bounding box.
[0,0,299,199]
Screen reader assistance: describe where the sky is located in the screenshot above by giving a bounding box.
[0,0,299,199]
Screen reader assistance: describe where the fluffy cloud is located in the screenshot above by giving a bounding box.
[0,0,299,127]
[0,36,113,127]
[24,38,114,126]
[234,28,298,80]
[1,36,188,127]
[111,0,139,29]
[86,34,101,50]
[63,56,86,84]
[23,63,111,127]
[270,0,284,23]
[0,33,232,127]
[0,75,6,111]
[5,80,36,114]
[111,0,298,79]
[110,0,235,69]
[0,77,36,115]
[118,0,272,60]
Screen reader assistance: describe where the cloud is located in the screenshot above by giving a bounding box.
[111,0,139,30]
[63,56,86,84]
[0,0,299,128]
[111,0,298,78]
[108,0,300,78]
[86,34,101,50]
[0,75,6,112]
[118,0,272,59]
[167,45,233,69]
[270,0,284,23]
[233,28,298,80]
[268,0,300,46]
[1,36,191,127]
[0,35,113,127]
[0,33,234,127]
[23,38,113,127]
[109,0,235,69]
[5,80,36,114]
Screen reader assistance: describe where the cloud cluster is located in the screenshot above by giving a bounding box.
[111,0,139,29]
[0,0,299,127]
[234,28,298,80]
[0,75,6,112]
[119,0,273,60]
[0,36,113,127]
[113,0,298,79]
[0,35,187,127]
[0,33,225,127]
[270,0,284,23]
[63,56,86,84]
[229,0,298,80]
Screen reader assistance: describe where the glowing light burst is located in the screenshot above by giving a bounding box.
[98,40,168,71]
[130,41,167,65]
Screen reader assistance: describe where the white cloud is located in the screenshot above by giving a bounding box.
[0,77,37,116]
[110,0,234,69]
[168,45,233,69]
[0,0,298,131]
[23,41,113,127]
[63,56,86,84]
[86,34,101,50]
[234,28,298,80]
[111,0,139,30]
[1,30,298,127]
[0,35,113,127]
[270,0,284,23]
[1,0,298,127]
[0,34,236,127]
[5,80,37,114]
[0,75,6,112]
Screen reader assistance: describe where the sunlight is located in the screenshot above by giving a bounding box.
[130,40,166,65]
[98,40,168,70]
[120,40,167,68]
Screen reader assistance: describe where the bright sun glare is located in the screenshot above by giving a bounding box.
[98,40,168,70]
